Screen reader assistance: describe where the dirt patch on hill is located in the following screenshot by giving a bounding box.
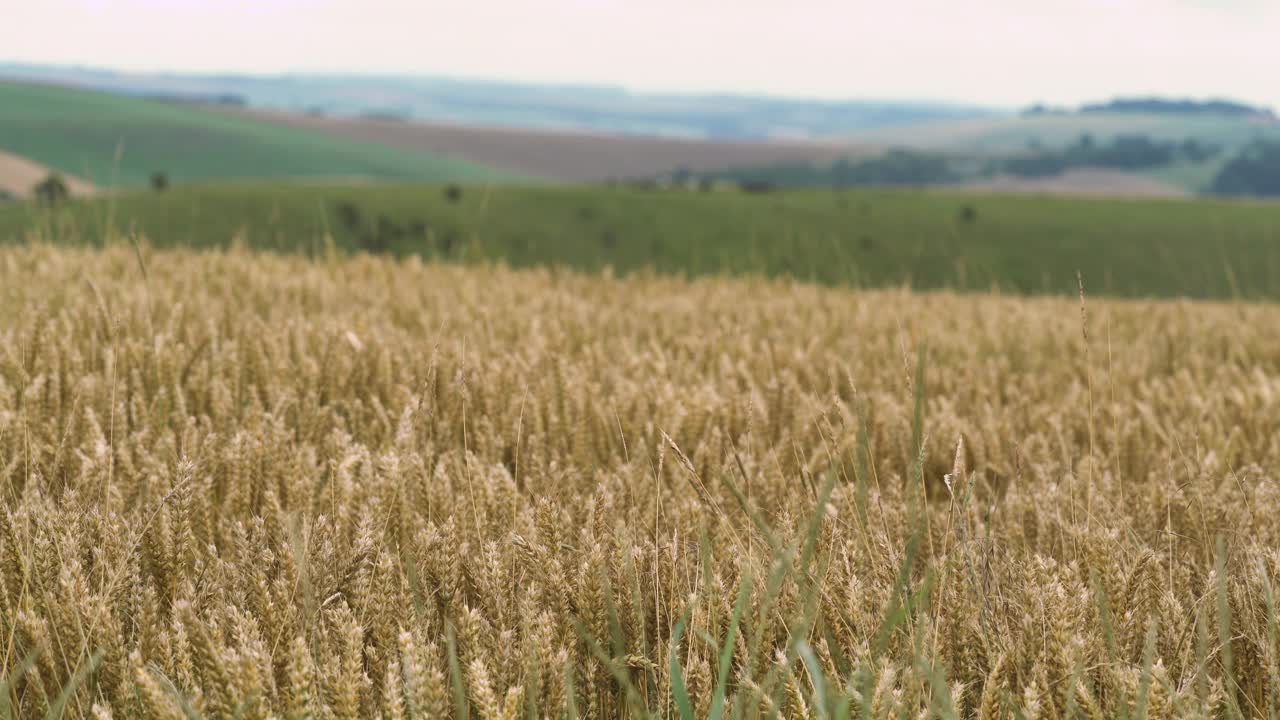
[222,108,877,182]
[965,168,1189,198]
[0,149,96,199]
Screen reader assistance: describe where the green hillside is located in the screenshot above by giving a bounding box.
[4,182,1280,300]
[0,81,514,186]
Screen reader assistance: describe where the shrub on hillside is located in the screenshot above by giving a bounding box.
[32,173,69,206]
[334,202,362,232]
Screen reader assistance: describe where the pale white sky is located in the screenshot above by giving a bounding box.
[4,0,1279,109]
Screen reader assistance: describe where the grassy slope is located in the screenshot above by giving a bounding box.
[4,183,1279,300]
[1138,156,1231,193]
[0,81,514,186]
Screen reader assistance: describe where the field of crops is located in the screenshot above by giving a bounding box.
[2,242,1279,718]
[0,82,509,187]
[6,184,1280,300]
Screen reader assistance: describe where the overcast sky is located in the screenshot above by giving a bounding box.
[5,0,1278,109]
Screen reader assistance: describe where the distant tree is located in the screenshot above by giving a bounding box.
[1081,134,1174,169]
[33,173,69,206]
[836,150,956,185]
[958,204,977,223]
[355,214,405,254]
[1020,103,1068,116]
[1212,141,1280,196]
[150,172,169,193]
[685,150,959,190]
[335,202,362,232]
[375,214,403,246]
[1179,139,1220,163]
[444,185,463,203]
[1003,133,1181,177]
[1082,97,1274,118]
[739,179,776,193]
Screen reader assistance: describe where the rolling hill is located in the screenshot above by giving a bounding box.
[4,72,1277,195]
[222,107,877,182]
[0,80,513,188]
[0,62,996,139]
[0,76,881,186]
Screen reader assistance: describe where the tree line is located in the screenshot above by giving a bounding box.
[1001,134,1219,177]
[670,134,1280,197]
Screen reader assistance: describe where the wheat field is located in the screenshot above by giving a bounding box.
[2,243,1279,719]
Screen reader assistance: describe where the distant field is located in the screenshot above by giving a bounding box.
[4,183,1279,300]
[845,112,1280,153]
[963,168,1189,198]
[0,81,513,187]
[223,107,876,182]
[0,148,95,198]
[1140,156,1232,193]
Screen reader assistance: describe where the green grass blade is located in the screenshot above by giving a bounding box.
[571,618,648,715]
[709,572,752,720]
[44,648,104,720]
[1258,560,1280,720]
[564,658,580,720]
[1092,571,1118,658]
[1134,619,1158,720]
[0,650,40,720]
[155,672,206,720]
[797,641,830,720]
[600,565,627,662]
[909,342,928,489]
[798,468,840,582]
[1216,536,1244,720]
[921,657,959,720]
[873,534,920,657]
[445,623,469,720]
[669,617,696,720]
[853,399,871,529]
